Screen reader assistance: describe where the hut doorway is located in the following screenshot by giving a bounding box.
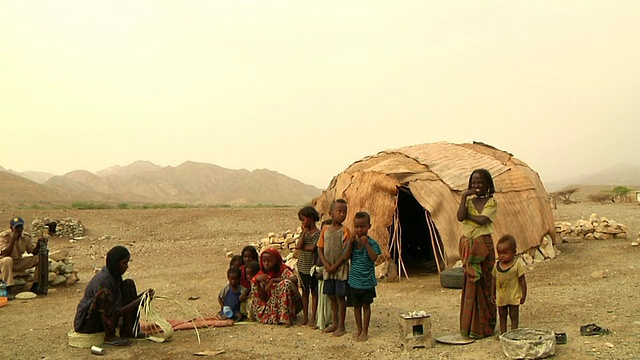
[389,186,445,278]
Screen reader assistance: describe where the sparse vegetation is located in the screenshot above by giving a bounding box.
[551,188,579,204]
[240,204,293,208]
[587,193,614,204]
[611,186,632,202]
[71,201,113,210]
[612,186,632,196]
[141,203,192,209]
[26,204,47,209]
[7,202,297,211]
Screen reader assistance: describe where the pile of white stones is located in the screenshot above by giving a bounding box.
[521,234,559,265]
[555,213,628,240]
[12,249,79,288]
[250,229,301,258]
[31,217,85,239]
[222,229,304,268]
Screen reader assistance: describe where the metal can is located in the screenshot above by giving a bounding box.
[90,345,105,355]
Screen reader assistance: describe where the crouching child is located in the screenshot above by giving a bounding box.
[217,267,247,321]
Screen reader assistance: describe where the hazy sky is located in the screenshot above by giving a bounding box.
[1,1,638,188]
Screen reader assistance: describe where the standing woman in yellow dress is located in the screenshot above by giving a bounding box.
[457,169,497,339]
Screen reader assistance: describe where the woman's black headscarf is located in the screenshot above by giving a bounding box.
[106,246,130,282]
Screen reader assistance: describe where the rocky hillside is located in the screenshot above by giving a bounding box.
[0,166,54,184]
[544,163,640,192]
[0,171,68,206]
[38,161,321,206]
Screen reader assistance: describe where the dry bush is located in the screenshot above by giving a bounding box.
[587,193,614,204]
[551,188,579,204]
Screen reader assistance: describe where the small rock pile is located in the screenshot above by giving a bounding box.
[521,234,558,265]
[251,229,301,259]
[555,213,628,240]
[48,249,80,286]
[12,249,80,288]
[224,229,303,268]
[31,217,85,238]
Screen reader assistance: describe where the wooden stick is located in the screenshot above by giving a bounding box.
[428,211,447,270]
[398,220,410,280]
[433,213,449,270]
[395,212,401,281]
[425,210,442,275]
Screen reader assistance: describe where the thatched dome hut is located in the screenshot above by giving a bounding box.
[312,141,555,275]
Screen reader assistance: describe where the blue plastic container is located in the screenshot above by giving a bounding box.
[223,306,234,319]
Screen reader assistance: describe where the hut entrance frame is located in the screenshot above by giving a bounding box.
[389,186,446,279]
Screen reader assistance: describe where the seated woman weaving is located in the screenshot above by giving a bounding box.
[73,246,154,346]
[250,248,302,325]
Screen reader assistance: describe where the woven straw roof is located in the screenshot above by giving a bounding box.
[313,141,555,267]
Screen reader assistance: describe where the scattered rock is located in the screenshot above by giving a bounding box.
[49,250,68,262]
[52,275,67,286]
[15,291,37,300]
[590,270,609,279]
[66,273,77,285]
[533,249,546,262]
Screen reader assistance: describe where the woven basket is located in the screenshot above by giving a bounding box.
[68,330,105,348]
[499,328,556,359]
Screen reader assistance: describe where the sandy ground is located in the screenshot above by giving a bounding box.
[1,203,639,360]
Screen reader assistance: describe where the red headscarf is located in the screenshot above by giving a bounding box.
[253,248,290,283]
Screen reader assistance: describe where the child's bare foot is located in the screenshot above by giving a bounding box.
[352,331,361,339]
[323,325,337,333]
[333,327,346,337]
[356,333,369,342]
[300,318,308,325]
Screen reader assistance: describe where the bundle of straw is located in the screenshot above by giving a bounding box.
[134,292,208,343]
[135,292,174,342]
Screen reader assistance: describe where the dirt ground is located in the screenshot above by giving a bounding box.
[1,203,639,360]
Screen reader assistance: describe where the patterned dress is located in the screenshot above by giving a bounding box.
[250,267,302,325]
[459,196,498,338]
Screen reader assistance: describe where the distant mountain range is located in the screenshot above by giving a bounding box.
[543,162,640,192]
[2,161,638,207]
[0,161,322,206]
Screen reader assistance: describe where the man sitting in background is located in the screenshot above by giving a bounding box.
[0,217,47,298]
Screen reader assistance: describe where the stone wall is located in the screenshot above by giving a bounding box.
[11,249,79,288]
[31,217,85,239]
